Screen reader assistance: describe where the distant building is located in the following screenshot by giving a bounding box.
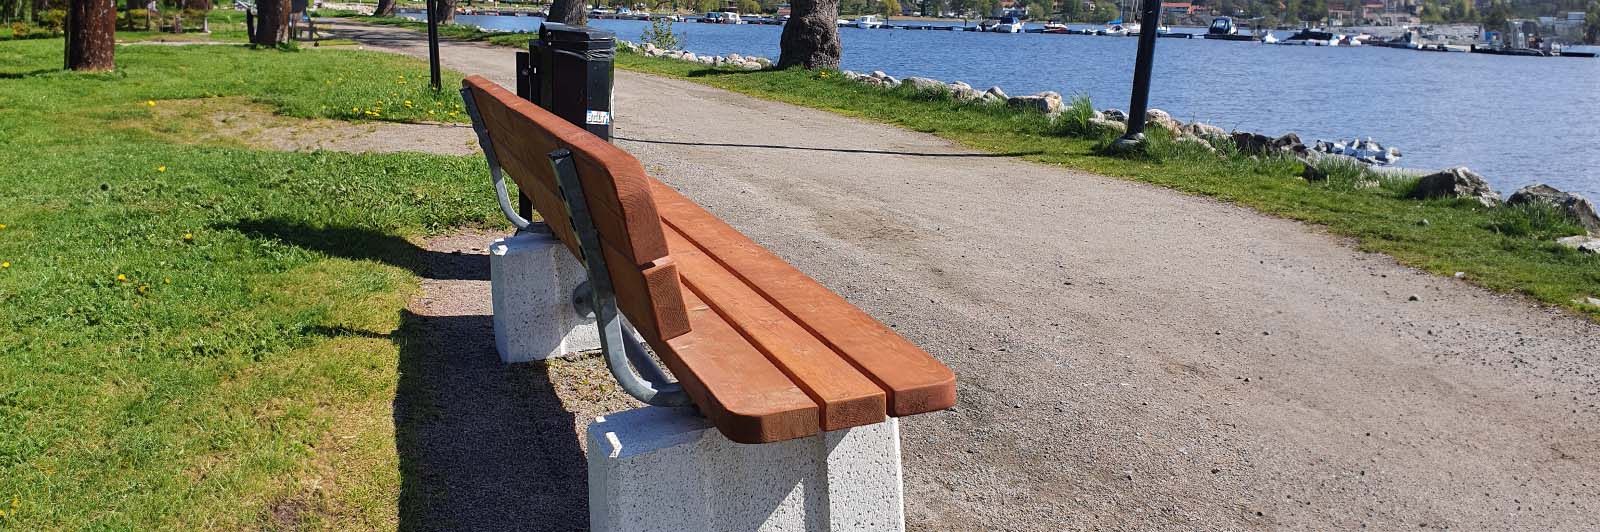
[1159,1,1193,15]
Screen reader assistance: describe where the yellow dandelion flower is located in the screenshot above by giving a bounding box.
[183,232,194,241]
[1,262,10,268]
[157,165,167,173]
[164,277,171,284]
[0,223,7,230]
[116,273,127,282]
[137,285,148,294]
[147,100,156,106]
[352,107,359,113]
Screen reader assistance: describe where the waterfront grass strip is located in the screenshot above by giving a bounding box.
[0,39,493,528]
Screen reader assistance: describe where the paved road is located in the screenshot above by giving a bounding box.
[325,21,1600,530]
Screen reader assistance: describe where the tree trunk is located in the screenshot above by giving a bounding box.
[251,0,287,44]
[432,0,456,24]
[547,0,584,24]
[66,0,115,71]
[374,0,396,17]
[778,0,841,69]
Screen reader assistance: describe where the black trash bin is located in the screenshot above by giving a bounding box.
[535,23,616,141]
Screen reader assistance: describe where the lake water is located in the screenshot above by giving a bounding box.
[410,13,1600,199]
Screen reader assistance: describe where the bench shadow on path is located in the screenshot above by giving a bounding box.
[226,218,590,531]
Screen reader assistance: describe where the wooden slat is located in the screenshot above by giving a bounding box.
[464,76,689,341]
[649,178,957,417]
[664,227,886,431]
[661,288,821,444]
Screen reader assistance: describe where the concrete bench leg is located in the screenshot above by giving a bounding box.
[587,407,905,532]
[489,231,600,363]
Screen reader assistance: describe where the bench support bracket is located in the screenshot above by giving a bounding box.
[550,149,692,408]
[460,87,535,233]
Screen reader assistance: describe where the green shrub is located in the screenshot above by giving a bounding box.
[9,21,31,37]
[639,17,684,51]
[1048,93,1096,137]
[38,8,66,32]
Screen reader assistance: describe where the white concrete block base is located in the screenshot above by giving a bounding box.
[489,231,601,363]
[588,407,905,532]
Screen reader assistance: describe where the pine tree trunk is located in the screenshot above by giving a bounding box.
[251,0,287,45]
[374,0,396,16]
[547,0,585,24]
[778,0,841,69]
[432,0,456,24]
[66,0,115,71]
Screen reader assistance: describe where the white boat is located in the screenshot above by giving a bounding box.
[1098,23,1128,36]
[1260,31,1279,44]
[852,15,883,29]
[994,16,1023,33]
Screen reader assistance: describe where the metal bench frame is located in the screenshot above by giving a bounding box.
[462,88,691,407]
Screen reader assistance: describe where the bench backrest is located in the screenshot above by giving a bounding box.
[462,75,690,343]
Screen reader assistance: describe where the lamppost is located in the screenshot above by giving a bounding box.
[1112,0,1163,151]
[427,0,443,91]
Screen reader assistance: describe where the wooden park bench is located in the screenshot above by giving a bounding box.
[459,75,956,444]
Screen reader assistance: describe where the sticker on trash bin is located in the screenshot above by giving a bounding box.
[586,110,612,125]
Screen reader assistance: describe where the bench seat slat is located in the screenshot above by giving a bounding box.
[662,226,887,432]
[661,287,822,444]
[648,179,958,417]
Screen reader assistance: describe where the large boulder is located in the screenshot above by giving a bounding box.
[1101,108,1127,123]
[1145,108,1181,135]
[1231,131,1307,157]
[1508,184,1600,235]
[985,86,1008,100]
[1087,117,1126,135]
[1182,122,1228,140]
[1408,167,1501,207]
[953,87,984,102]
[1007,91,1063,114]
[902,76,946,92]
[1557,235,1600,254]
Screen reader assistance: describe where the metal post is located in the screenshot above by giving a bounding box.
[514,50,536,221]
[426,0,442,91]
[1113,0,1164,150]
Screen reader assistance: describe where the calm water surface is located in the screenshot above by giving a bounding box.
[417,14,1600,198]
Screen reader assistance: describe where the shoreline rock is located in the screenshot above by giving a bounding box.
[1409,167,1500,207]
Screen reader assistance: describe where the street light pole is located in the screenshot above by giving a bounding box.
[1113,0,1164,150]
[427,0,443,91]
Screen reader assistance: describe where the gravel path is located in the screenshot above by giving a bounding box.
[325,20,1600,530]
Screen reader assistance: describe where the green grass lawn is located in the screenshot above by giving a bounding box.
[0,38,495,528]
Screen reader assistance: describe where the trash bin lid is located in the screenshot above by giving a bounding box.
[541,23,616,44]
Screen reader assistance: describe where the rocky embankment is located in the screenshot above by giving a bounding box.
[622,42,1600,256]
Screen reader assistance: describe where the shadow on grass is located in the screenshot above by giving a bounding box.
[228,217,591,530]
[224,218,489,281]
[0,68,57,79]
[614,136,1043,158]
